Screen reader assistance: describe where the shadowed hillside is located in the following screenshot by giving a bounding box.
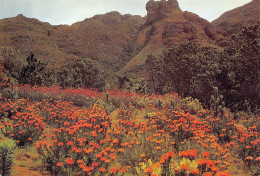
[212,0,260,35]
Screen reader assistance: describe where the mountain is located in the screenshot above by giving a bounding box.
[2,0,254,78]
[119,0,227,75]
[0,13,144,72]
[212,0,260,35]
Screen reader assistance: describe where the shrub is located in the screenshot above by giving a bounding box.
[0,138,17,176]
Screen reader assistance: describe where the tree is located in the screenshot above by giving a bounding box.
[19,52,55,86]
[219,24,260,111]
[146,43,221,107]
[57,58,104,89]
[0,46,24,81]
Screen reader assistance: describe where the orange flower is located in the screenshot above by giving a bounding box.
[156,146,161,150]
[180,163,189,171]
[121,168,127,173]
[215,171,231,176]
[188,149,197,158]
[56,162,63,167]
[202,151,210,158]
[35,144,40,149]
[211,166,219,172]
[113,139,119,144]
[191,169,199,175]
[144,167,153,174]
[77,160,84,164]
[141,154,146,158]
[246,156,253,160]
[99,167,106,172]
[110,167,119,173]
[64,121,70,126]
[109,153,117,160]
[58,142,64,146]
[174,168,180,172]
[67,141,74,146]
[92,162,99,167]
[167,151,175,158]
[152,163,161,168]
[203,172,213,176]
[65,158,74,165]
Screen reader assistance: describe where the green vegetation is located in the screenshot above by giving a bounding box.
[0,139,17,176]
[145,24,260,113]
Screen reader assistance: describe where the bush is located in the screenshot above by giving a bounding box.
[0,138,17,176]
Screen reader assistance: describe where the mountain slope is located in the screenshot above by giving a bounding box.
[3,0,255,77]
[0,13,145,71]
[212,0,260,35]
[119,0,227,75]
[0,14,75,69]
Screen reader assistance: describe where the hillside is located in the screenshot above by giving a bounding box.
[0,0,228,76]
[0,13,144,71]
[212,0,260,35]
[119,0,227,75]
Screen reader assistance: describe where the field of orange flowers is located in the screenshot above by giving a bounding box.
[0,85,259,176]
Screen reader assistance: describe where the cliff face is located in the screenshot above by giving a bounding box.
[146,0,181,24]
[212,0,260,35]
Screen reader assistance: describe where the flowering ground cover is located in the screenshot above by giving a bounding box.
[0,85,259,175]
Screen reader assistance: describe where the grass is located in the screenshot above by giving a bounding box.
[12,145,50,176]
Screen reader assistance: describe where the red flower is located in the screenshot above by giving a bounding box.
[203,172,213,176]
[113,139,119,144]
[56,162,63,167]
[202,151,210,158]
[92,162,99,167]
[65,158,74,165]
[58,142,64,146]
[67,141,74,146]
[191,169,199,175]
[144,167,153,174]
[99,167,106,172]
[180,163,189,171]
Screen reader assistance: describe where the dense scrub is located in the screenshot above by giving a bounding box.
[0,85,259,175]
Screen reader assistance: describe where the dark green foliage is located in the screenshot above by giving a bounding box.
[146,54,165,94]
[219,24,260,111]
[146,42,220,107]
[134,77,147,94]
[210,87,225,118]
[145,24,260,112]
[19,52,55,86]
[105,92,109,104]
[7,82,18,102]
[0,139,16,176]
[0,46,25,81]
[57,58,104,89]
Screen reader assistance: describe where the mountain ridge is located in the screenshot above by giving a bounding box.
[212,0,260,35]
[0,0,258,77]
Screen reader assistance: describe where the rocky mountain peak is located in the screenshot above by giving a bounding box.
[146,0,181,24]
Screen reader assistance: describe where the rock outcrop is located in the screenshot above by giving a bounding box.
[119,0,228,75]
[146,0,181,24]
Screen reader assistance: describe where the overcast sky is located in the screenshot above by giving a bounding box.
[0,0,251,25]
